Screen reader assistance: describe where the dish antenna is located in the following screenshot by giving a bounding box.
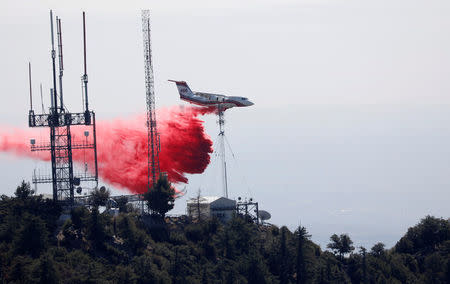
[258,210,271,221]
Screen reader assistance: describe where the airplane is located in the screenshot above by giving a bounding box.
[168,80,254,109]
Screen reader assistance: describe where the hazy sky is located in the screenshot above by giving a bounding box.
[1,0,449,249]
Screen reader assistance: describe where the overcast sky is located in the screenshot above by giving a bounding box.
[1,0,449,249]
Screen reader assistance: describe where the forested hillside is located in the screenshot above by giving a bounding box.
[0,182,449,283]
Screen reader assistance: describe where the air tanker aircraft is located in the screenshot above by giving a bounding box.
[168,80,254,109]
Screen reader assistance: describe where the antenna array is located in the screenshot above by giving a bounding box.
[28,10,98,203]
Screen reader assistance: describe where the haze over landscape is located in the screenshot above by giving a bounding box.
[1,0,449,250]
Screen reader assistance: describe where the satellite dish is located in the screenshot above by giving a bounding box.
[258,210,271,221]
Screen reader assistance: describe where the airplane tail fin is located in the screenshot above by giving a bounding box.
[168,80,194,98]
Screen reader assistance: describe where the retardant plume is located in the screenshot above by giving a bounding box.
[0,106,216,194]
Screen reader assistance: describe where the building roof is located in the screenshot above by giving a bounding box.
[187,196,232,204]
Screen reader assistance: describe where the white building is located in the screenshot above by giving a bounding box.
[186,196,236,222]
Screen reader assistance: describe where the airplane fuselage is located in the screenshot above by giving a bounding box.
[169,80,254,109]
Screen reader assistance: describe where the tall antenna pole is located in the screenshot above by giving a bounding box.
[82,11,91,125]
[218,105,228,198]
[28,62,33,111]
[142,10,160,192]
[28,62,35,128]
[40,83,45,113]
[56,17,64,111]
[82,12,88,111]
[50,10,58,114]
[49,10,58,201]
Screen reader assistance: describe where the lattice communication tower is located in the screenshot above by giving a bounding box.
[142,10,161,190]
[28,11,98,203]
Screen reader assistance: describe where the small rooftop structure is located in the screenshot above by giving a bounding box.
[40,193,54,200]
[186,196,236,222]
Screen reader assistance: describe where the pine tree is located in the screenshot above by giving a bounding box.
[360,246,368,284]
[144,174,175,218]
[13,215,48,257]
[280,226,289,284]
[295,226,311,284]
[14,180,34,200]
[327,233,354,260]
[90,186,110,210]
[38,254,60,284]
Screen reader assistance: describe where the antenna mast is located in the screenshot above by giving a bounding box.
[56,17,64,111]
[82,12,91,125]
[218,106,229,198]
[50,10,58,113]
[40,83,45,113]
[28,62,33,111]
[142,10,160,191]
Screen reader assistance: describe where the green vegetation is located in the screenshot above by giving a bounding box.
[90,186,110,209]
[144,174,175,218]
[327,234,354,260]
[0,181,449,283]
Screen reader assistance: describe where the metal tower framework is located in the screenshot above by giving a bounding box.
[236,198,259,224]
[142,10,160,191]
[28,11,98,204]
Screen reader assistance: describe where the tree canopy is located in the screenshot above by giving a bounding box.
[143,174,175,218]
[395,215,450,254]
[14,180,34,200]
[90,186,110,209]
[0,181,448,283]
[327,233,355,259]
